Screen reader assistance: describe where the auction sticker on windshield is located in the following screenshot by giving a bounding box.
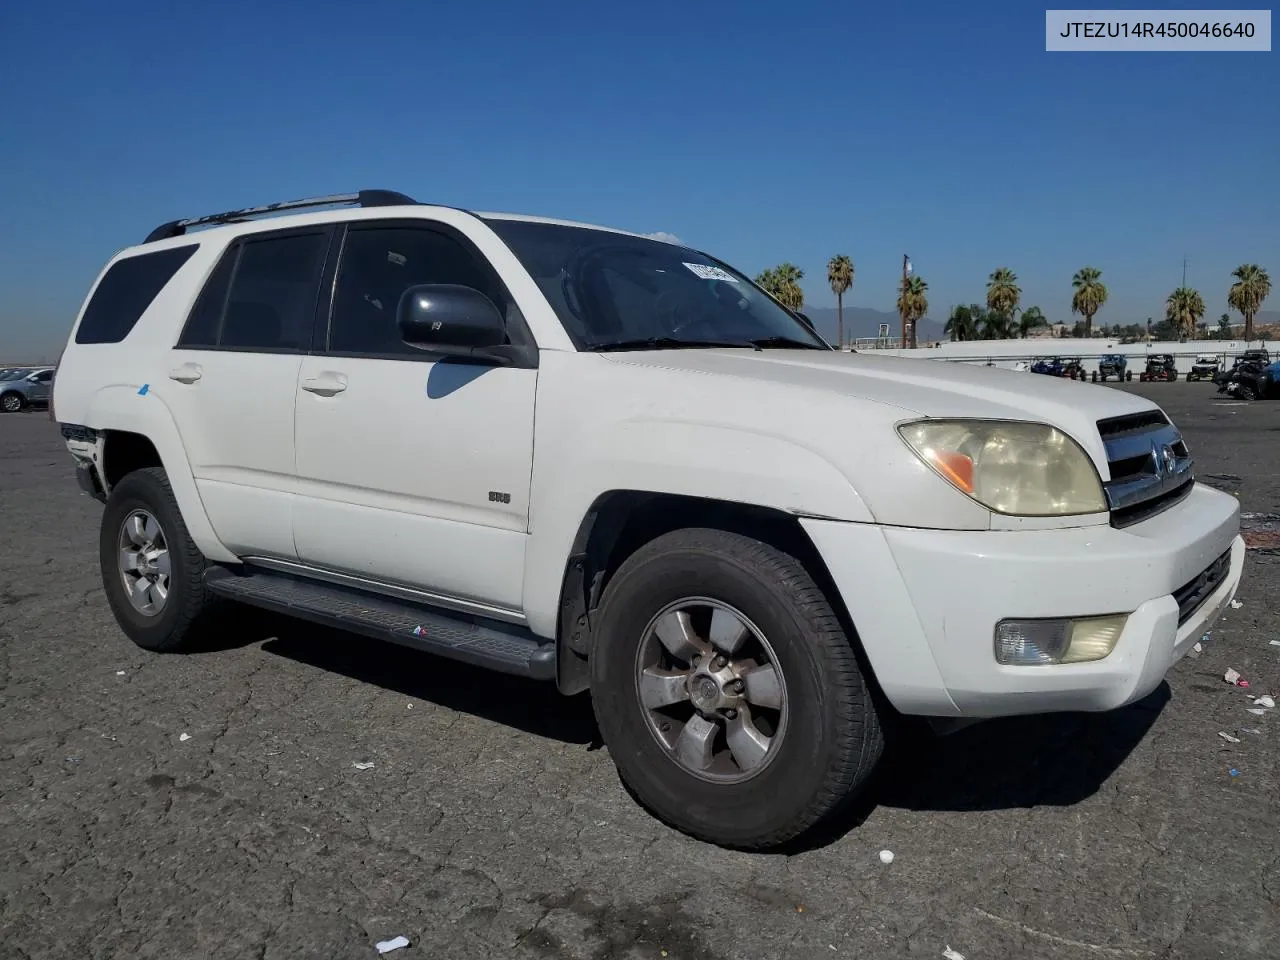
[683,262,740,282]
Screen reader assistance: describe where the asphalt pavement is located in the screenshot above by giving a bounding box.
[1,382,1277,960]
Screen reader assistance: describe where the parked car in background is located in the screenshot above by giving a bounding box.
[1093,355,1130,383]
[1139,355,1178,382]
[1187,355,1221,382]
[0,367,55,412]
[0,367,34,381]
[1030,357,1087,380]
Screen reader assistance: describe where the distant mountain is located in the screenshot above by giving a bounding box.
[798,305,944,345]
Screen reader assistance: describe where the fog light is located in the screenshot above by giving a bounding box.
[994,615,1127,665]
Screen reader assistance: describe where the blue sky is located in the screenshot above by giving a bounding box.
[1,0,1275,358]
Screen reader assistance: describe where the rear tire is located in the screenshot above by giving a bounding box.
[99,467,222,652]
[589,528,884,850]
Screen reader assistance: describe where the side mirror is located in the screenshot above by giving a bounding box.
[397,284,507,355]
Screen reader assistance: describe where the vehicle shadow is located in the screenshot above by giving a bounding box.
[197,610,1170,846]
[255,615,602,747]
[786,681,1171,853]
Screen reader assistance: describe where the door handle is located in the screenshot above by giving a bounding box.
[301,372,348,397]
[168,362,202,384]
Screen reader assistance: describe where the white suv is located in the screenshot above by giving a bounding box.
[52,190,1244,849]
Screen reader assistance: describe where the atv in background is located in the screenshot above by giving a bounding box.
[1186,355,1221,382]
[1092,355,1131,382]
[1030,357,1066,377]
[1217,358,1276,400]
[1213,349,1272,387]
[1060,357,1087,380]
[1138,355,1178,382]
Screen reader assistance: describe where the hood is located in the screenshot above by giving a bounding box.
[603,348,1164,469]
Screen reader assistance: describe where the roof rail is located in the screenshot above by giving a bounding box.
[143,189,417,244]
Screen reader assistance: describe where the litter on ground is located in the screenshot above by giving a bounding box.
[115,670,125,676]
[1229,768,1241,777]
[1230,599,1243,609]
[1224,669,1249,687]
[352,761,375,771]
[1270,640,1280,647]
[879,849,895,864]
[943,947,966,960]
[178,733,191,742]
[1251,695,1275,709]
[1248,708,1268,716]
[375,935,410,954]
[1218,732,1241,743]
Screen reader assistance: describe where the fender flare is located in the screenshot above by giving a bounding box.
[87,385,239,564]
[521,420,873,638]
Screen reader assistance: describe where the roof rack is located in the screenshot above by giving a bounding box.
[143,189,417,244]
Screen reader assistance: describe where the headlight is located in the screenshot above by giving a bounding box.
[897,419,1106,516]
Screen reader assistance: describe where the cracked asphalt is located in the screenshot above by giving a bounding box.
[2,382,1277,960]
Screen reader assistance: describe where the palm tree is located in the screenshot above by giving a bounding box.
[980,310,1013,340]
[1218,313,1233,338]
[827,255,854,348]
[1227,264,1271,341]
[945,304,978,341]
[1165,286,1206,339]
[1070,266,1108,337]
[1019,306,1047,338]
[897,275,928,347]
[985,268,1021,336]
[755,263,805,312]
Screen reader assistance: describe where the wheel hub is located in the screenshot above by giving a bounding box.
[635,598,788,783]
[687,662,745,714]
[117,509,171,618]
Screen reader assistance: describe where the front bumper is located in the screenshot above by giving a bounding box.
[802,483,1244,718]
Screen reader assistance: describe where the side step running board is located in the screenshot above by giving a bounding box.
[204,567,556,681]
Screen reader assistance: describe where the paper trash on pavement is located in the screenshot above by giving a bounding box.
[375,935,410,954]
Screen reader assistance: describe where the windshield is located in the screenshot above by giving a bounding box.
[484,219,829,351]
[0,369,29,380]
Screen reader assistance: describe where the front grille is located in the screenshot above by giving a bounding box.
[1173,549,1231,625]
[1096,410,1194,528]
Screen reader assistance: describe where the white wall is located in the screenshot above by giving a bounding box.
[861,338,1270,374]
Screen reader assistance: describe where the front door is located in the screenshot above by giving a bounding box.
[292,219,537,614]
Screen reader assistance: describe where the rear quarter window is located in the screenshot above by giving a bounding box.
[74,244,199,344]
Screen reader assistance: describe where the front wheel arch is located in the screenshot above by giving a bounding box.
[554,492,876,702]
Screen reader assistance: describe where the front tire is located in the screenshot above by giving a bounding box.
[0,392,24,413]
[589,528,884,850]
[99,467,221,652]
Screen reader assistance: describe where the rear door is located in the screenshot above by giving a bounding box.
[163,225,335,559]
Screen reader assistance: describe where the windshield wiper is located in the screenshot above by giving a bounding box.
[744,336,826,350]
[590,336,758,352]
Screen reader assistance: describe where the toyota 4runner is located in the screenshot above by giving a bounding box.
[52,190,1245,850]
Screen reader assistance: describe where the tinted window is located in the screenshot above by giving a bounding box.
[329,226,509,356]
[485,219,826,350]
[178,247,238,347]
[34,370,53,383]
[75,244,198,344]
[220,232,328,351]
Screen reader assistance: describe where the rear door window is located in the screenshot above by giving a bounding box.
[176,229,330,352]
